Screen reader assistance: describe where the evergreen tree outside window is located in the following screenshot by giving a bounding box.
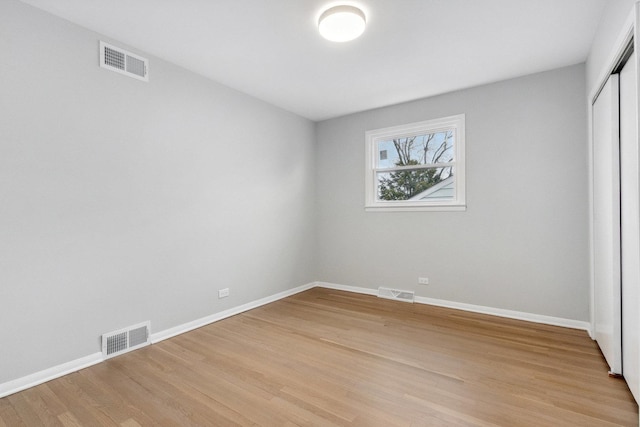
[365,115,466,211]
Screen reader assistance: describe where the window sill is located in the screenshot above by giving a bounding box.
[365,204,467,212]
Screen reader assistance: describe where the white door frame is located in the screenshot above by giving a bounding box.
[588,8,636,340]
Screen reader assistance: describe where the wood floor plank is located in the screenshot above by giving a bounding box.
[45,375,120,426]
[20,387,64,427]
[0,396,26,427]
[57,411,84,427]
[6,393,43,426]
[0,288,637,426]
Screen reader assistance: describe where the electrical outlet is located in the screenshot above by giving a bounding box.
[218,288,230,298]
[418,277,429,285]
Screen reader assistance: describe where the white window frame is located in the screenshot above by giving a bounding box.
[365,114,466,212]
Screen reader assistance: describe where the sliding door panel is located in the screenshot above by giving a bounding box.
[592,74,622,375]
[620,51,639,400]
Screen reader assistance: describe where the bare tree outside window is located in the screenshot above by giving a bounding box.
[378,131,454,200]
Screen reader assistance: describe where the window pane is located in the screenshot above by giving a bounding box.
[377,167,454,201]
[376,130,454,169]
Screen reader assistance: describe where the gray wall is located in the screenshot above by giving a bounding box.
[315,64,589,321]
[0,1,316,384]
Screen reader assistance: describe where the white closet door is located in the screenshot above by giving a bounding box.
[593,74,622,375]
[621,51,639,401]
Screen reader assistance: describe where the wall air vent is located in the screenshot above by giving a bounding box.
[99,41,148,82]
[101,321,151,359]
[377,287,415,303]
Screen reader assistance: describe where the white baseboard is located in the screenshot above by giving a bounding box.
[0,352,103,399]
[414,295,591,331]
[315,281,591,333]
[0,282,316,399]
[0,280,591,399]
[317,281,378,296]
[150,282,316,343]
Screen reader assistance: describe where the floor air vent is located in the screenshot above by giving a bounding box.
[378,287,415,303]
[99,41,149,82]
[102,321,151,359]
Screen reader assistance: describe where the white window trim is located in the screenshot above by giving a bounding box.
[365,114,466,212]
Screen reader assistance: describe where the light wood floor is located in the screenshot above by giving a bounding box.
[1,288,637,426]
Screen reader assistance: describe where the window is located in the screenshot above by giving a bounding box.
[365,114,465,211]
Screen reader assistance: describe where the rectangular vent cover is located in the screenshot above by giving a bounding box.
[377,287,415,303]
[99,41,148,82]
[102,321,151,359]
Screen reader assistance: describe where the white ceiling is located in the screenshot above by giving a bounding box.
[21,0,608,121]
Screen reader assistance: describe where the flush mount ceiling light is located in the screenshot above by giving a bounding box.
[318,5,366,42]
